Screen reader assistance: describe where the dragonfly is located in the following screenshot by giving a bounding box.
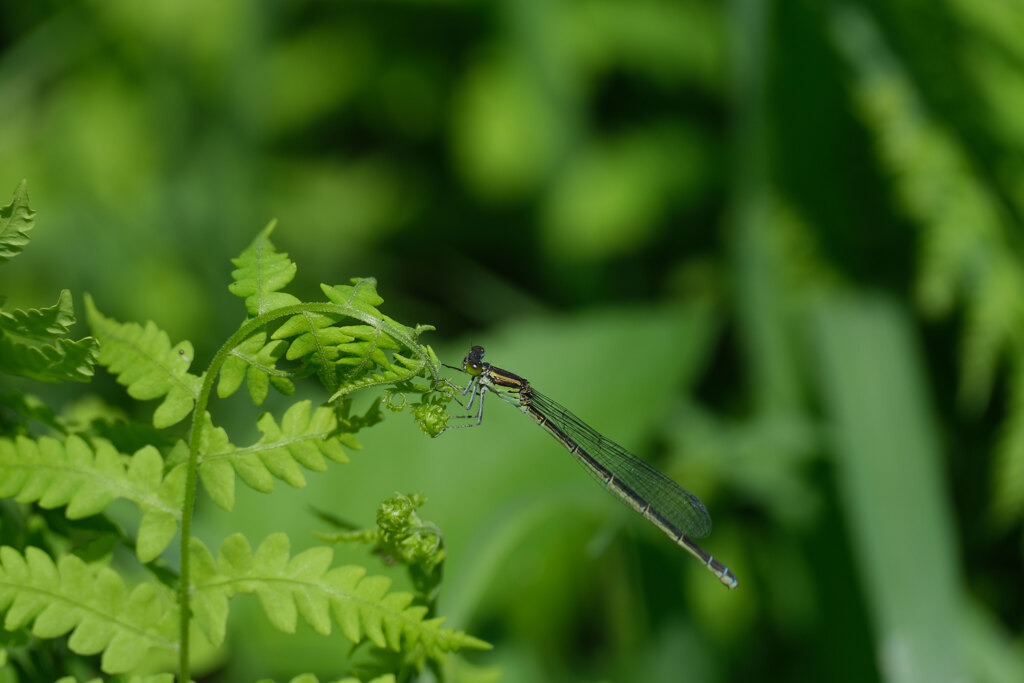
[438,345,738,589]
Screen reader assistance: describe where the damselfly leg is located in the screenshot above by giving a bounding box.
[433,369,487,436]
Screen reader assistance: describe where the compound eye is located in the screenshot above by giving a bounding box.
[462,346,487,375]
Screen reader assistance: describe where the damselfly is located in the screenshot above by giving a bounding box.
[438,345,738,589]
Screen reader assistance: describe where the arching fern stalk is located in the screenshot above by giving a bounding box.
[0,200,484,683]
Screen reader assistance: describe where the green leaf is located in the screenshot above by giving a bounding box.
[0,290,98,382]
[0,435,183,562]
[272,280,392,353]
[0,546,178,673]
[327,353,428,403]
[198,402,351,510]
[319,280,425,351]
[137,507,180,564]
[0,287,76,336]
[271,310,350,392]
[190,533,489,659]
[320,279,386,314]
[831,7,1020,415]
[86,295,204,428]
[285,325,354,361]
[217,331,294,405]
[334,324,402,366]
[958,256,1024,411]
[197,415,242,510]
[229,219,301,317]
[266,279,438,396]
[991,354,1024,523]
[254,399,349,473]
[0,391,66,435]
[0,180,34,264]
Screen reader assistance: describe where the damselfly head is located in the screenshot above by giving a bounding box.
[463,345,487,376]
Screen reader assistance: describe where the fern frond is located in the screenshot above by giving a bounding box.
[86,296,204,428]
[321,281,422,343]
[253,399,351,472]
[0,391,65,435]
[318,493,445,604]
[217,331,294,404]
[328,353,429,402]
[992,351,1024,522]
[55,675,176,683]
[915,207,980,319]
[228,219,300,317]
[334,324,402,368]
[959,256,1024,409]
[278,315,355,363]
[247,675,394,683]
[0,434,183,562]
[272,280,402,350]
[0,546,179,673]
[259,279,438,398]
[266,310,348,393]
[831,8,1021,413]
[0,180,34,264]
[0,290,98,382]
[321,282,437,376]
[322,277,385,310]
[190,533,489,660]
[0,287,76,337]
[198,401,354,510]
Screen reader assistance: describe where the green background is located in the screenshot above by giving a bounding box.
[2,0,1023,681]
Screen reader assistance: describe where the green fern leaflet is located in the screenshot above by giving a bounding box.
[190,533,490,661]
[86,296,204,429]
[0,546,179,673]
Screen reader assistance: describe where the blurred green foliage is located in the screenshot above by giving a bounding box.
[2,0,1024,681]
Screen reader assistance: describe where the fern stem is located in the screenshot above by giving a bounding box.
[176,301,438,683]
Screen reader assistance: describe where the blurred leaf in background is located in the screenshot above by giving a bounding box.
[3,0,1024,681]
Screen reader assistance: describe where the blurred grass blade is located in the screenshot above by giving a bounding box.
[814,294,963,683]
[963,599,1024,682]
